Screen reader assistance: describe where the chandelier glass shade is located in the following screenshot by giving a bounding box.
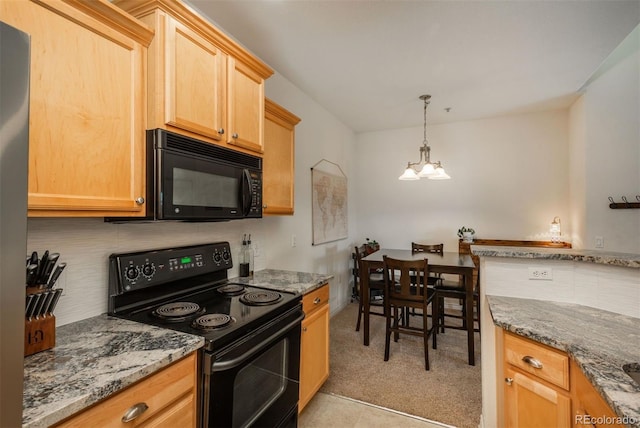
[399,95,450,181]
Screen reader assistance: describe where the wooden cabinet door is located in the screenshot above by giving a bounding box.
[165,17,226,141]
[54,353,197,427]
[1,0,151,217]
[504,366,571,428]
[226,58,265,153]
[571,361,623,428]
[299,291,330,412]
[263,99,300,215]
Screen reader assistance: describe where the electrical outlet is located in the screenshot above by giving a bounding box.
[595,236,604,248]
[528,267,552,280]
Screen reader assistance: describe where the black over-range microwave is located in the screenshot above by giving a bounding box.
[107,129,262,222]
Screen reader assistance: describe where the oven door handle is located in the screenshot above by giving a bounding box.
[211,312,305,372]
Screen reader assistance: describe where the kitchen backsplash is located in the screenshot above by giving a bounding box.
[27,218,268,326]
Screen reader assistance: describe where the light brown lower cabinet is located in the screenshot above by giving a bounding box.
[299,284,330,412]
[53,352,198,427]
[501,329,623,428]
[572,360,624,428]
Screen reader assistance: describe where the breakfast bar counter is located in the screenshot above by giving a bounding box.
[488,295,640,427]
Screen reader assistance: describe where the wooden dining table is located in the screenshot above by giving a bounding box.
[360,248,477,366]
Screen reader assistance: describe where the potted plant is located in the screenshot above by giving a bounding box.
[457,227,476,243]
[364,238,379,254]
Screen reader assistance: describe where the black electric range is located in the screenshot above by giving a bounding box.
[107,241,302,353]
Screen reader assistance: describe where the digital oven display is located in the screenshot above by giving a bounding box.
[181,256,192,265]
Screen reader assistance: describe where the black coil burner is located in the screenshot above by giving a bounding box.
[192,314,235,330]
[152,302,204,322]
[240,290,283,306]
[217,283,246,296]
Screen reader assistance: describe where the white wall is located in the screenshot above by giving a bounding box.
[569,46,640,253]
[353,110,570,251]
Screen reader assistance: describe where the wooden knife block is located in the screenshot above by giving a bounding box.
[25,315,55,356]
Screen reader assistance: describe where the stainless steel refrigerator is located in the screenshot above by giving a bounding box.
[0,21,29,427]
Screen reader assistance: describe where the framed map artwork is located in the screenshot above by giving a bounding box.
[311,160,348,245]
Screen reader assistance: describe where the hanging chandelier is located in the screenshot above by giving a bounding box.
[398,95,450,180]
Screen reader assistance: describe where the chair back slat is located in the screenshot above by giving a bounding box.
[382,256,430,305]
[411,242,443,254]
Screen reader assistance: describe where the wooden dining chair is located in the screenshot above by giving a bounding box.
[411,242,444,286]
[382,255,438,371]
[354,245,385,332]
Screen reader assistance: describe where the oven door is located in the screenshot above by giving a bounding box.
[202,305,304,428]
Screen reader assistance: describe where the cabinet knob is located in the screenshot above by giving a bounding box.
[313,297,321,304]
[505,377,513,386]
[121,402,149,423]
[218,128,225,135]
[303,327,307,332]
[232,133,239,139]
[263,204,267,209]
[135,197,145,205]
[522,355,543,369]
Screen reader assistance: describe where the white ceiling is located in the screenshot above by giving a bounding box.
[187,0,640,133]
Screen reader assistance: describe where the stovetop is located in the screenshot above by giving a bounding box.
[108,242,301,352]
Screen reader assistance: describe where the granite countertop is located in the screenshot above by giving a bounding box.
[22,269,330,427]
[471,246,640,269]
[231,268,333,295]
[488,295,640,427]
[22,315,204,428]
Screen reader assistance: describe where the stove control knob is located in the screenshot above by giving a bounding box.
[142,263,155,278]
[213,252,222,263]
[221,249,230,262]
[125,266,139,281]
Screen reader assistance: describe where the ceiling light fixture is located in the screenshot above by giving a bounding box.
[398,95,450,181]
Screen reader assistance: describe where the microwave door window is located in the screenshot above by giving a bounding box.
[173,167,240,210]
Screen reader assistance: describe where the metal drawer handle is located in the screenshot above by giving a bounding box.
[522,355,543,369]
[505,377,513,386]
[313,297,321,304]
[121,402,149,423]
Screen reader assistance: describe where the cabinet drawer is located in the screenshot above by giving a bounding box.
[55,353,197,427]
[303,284,329,315]
[504,332,569,390]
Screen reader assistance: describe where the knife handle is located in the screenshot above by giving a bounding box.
[42,253,60,284]
[48,289,63,315]
[47,263,66,288]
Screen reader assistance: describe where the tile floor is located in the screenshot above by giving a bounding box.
[298,392,454,428]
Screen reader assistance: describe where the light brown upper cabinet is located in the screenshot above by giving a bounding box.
[1,0,153,217]
[263,99,301,215]
[115,0,273,156]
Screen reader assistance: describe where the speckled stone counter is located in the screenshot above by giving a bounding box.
[22,314,204,428]
[488,295,640,427]
[472,246,640,268]
[231,269,333,295]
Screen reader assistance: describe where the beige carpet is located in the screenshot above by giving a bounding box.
[320,302,482,428]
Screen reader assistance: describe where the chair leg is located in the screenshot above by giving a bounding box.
[439,296,445,333]
[422,308,430,371]
[355,299,363,332]
[393,307,400,342]
[432,298,438,350]
[384,306,391,362]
